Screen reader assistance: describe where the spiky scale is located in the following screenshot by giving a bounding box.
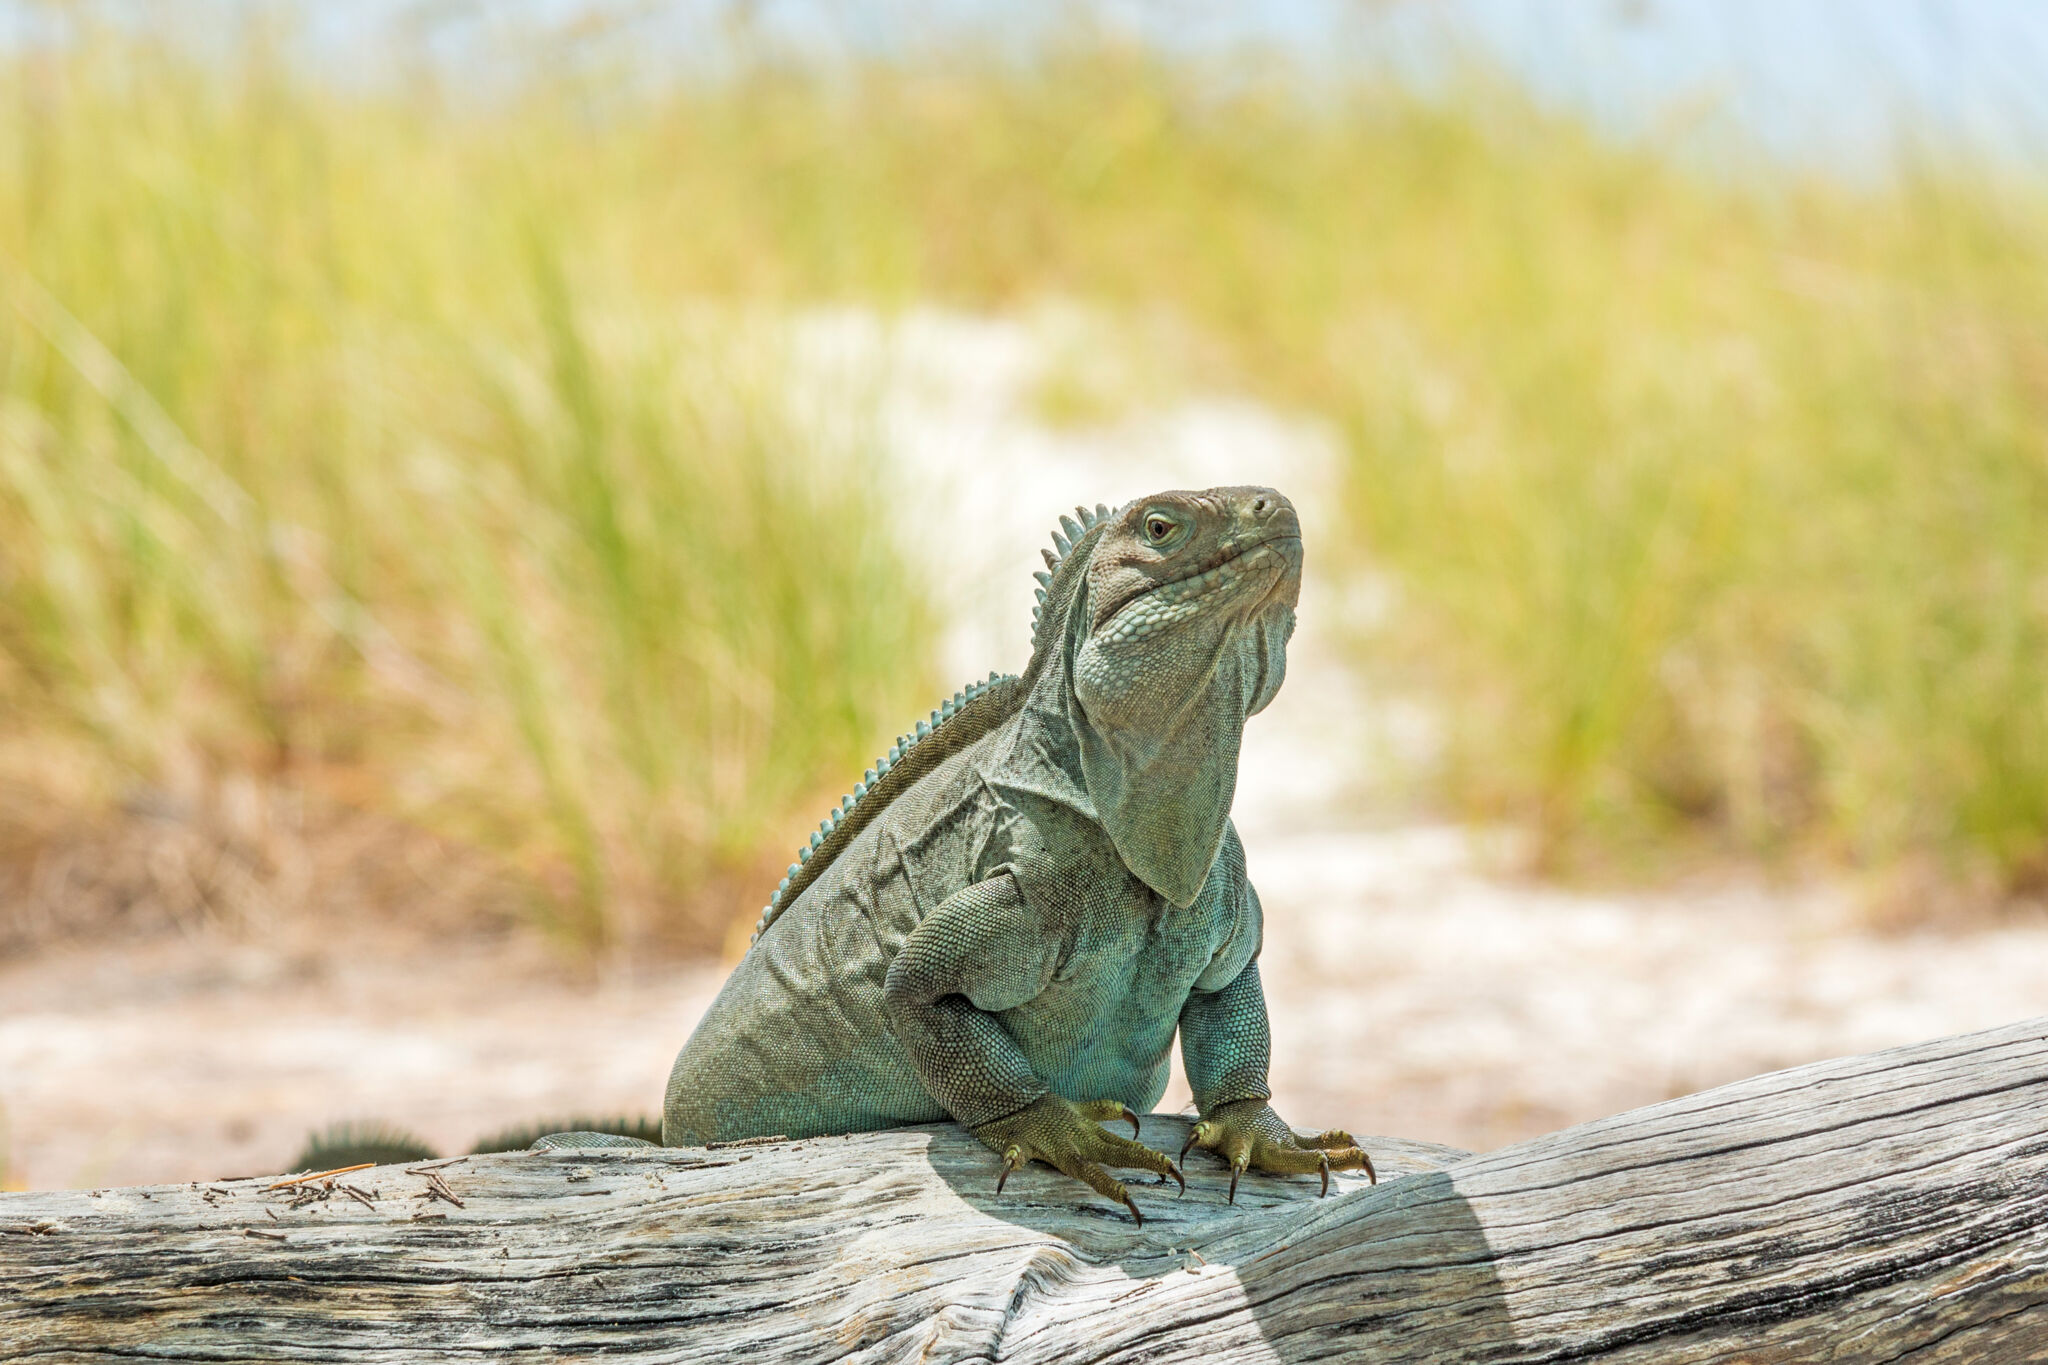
[1052,531,1072,557]
[1095,503,1110,521]
[1061,514,1084,543]
[1042,548,1060,572]
[1033,571,1052,589]
[758,674,1020,943]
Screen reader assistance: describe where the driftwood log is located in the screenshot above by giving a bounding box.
[5,1017,2048,1362]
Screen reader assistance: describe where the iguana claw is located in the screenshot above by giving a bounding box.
[995,1146,1027,1194]
[974,1094,1182,1222]
[1074,1098,1141,1138]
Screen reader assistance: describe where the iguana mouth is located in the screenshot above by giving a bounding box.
[1098,533,1301,632]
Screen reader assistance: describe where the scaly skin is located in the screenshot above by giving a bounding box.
[978,1096,1182,1225]
[550,487,1368,1222]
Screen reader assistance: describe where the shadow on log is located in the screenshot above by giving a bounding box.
[6,1018,2048,1362]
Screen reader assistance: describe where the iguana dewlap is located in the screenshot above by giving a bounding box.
[651,487,1373,1221]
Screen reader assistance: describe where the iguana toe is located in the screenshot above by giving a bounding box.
[1183,1100,1375,1202]
[1297,1127,1358,1150]
[1074,1097,1143,1138]
[975,1094,1183,1221]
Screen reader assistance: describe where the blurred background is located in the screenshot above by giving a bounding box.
[4,0,2048,1190]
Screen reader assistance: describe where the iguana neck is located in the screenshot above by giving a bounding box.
[999,525,1245,909]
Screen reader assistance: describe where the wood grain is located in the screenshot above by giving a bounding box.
[6,1017,2047,1362]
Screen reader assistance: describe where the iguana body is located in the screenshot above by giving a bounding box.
[665,686,1262,1146]
[657,487,1372,1219]
[304,487,1371,1218]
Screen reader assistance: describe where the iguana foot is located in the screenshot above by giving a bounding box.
[974,1095,1183,1225]
[1180,1099,1376,1202]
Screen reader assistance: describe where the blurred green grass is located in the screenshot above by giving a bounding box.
[0,17,938,949]
[3,13,2045,939]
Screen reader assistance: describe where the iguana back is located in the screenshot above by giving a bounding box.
[745,502,1114,946]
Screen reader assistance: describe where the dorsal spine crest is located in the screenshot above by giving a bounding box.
[750,669,1016,944]
[749,499,1120,948]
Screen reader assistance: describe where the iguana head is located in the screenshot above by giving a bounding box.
[1038,486,1302,907]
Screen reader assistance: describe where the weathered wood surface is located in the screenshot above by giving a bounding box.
[5,1017,2048,1363]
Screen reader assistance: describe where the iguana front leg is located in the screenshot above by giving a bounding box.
[882,873,1183,1223]
[1179,960,1375,1200]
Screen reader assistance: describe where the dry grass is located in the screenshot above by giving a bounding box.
[0,16,938,951]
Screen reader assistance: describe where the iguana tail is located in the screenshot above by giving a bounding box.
[469,1114,662,1153]
[291,1114,661,1169]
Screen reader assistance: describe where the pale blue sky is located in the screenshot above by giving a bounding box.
[14,2,2048,171]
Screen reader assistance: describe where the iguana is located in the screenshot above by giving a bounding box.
[300,487,1372,1223]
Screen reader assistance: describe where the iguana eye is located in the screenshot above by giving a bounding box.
[1144,513,1176,544]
